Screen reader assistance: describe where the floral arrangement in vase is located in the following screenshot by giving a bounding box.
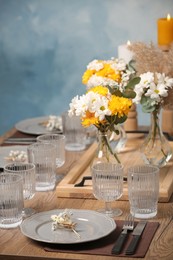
[129,42,173,167]
[69,58,140,163]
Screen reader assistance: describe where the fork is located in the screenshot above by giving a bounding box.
[111,214,134,255]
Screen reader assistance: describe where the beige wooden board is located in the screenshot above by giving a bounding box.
[56,140,173,202]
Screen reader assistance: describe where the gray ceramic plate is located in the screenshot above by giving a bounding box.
[15,116,62,135]
[20,209,116,244]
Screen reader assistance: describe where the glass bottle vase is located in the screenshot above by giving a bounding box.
[92,130,121,166]
[140,109,172,167]
[109,124,127,153]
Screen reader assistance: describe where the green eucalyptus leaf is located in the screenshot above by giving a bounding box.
[127,60,136,72]
[141,96,156,113]
[112,89,122,97]
[107,85,120,94]
[115,115,127,124]
[107,85,114,94]
[142,106,155,113]
[126,77,141,89]
[141,97,152,107]
[123,90,136,99]
[140,95,148,104]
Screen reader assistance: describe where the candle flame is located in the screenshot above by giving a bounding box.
[127,40,131,46]
[167,14,171,21]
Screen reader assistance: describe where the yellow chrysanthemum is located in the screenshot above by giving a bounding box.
[96,64,121,83]
[88,86,109,96]
[81,111,99,127]
[81,110,107,127]
[108,96,132,118]
[82,70,95,84]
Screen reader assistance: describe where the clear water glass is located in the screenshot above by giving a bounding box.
[27,143,56,191]
[128,164,159,219]
[37,134,65,183]
[37,134,65,168]
[0,173,24,228]
[92,162,123,217]
[62,112,86,151]
[4,162,36,217]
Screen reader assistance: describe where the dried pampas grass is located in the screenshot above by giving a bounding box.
[129,42,173,109]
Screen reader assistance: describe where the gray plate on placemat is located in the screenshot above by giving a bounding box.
[20,209,116,244]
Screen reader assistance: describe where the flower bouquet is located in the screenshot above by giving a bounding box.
[129,42,173,167]
[69,58,140,163]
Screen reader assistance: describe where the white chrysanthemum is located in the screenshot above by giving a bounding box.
[68,96,80,116]
[121,70,134,84]
[87,59,103,71]
[145,82,168,100]
[86,75,117,89]
[133,72,173,105]
[140,72,171,100]
[68,91,111,122]
[103,59,114,65]
[133,72,155,104]
[83,91,111,121]
[69,93,94,117]
[93,96,111,121]
[133,89,143,104]
[111,58,127,71]
[140,72,154,87]
[133,82,146,104]
[157,73,173,88]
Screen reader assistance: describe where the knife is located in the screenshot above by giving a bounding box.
[4,138,36,144]
[125,221,147,255]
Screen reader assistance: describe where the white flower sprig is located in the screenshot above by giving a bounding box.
[51,209,80,239]
[133,72,173,112]
[46,115,62,131]
[5,150,27,162]
[40,115,62,131]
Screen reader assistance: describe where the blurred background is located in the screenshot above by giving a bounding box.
[0,0,173,135]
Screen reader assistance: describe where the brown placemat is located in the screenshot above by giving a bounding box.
[44,220,159,258]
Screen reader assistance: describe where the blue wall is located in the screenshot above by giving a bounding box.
[0,0,173,135]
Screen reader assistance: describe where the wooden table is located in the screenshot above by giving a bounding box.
[0,129,173,260]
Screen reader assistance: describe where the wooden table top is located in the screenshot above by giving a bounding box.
[0,128,173,260]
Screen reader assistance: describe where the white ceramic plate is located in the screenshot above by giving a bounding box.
[20,209,116,244]
[0,145,28,167]
[15,116,62,135]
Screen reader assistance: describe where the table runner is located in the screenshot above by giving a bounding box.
[44,220,159,258]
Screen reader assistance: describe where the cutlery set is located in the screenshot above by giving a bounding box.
[112,215,147,255]
[112,214,134,254]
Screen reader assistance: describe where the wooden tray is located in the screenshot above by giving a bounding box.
[56,141,173,202]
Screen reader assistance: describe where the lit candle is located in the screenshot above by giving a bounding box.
[118,41,134,64]
[157,14,173,48]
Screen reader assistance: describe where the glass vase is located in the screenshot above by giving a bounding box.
[140,109,172,167]
[109,124,127,153]
[92,130,121,166]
